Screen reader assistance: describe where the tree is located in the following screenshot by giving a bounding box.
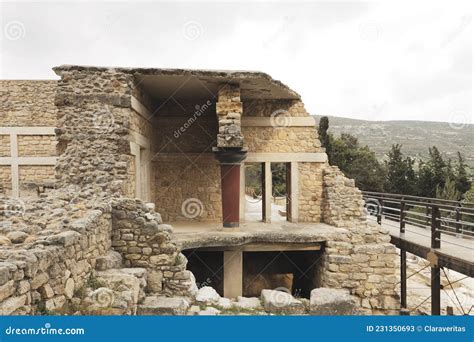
[454,151,471,195]
[318,116,332,163]
[329,133,386,192]
[436,177,461,201]
[416,146,447,198]
[384,144,417,195]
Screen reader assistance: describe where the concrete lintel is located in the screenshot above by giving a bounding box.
[242,116,316,127]
[129,130,151,149]
[246,152,327,163]
[0,127,56,135]
[223,250,243,298]
[0,156,57,165]
[131,96,153,120]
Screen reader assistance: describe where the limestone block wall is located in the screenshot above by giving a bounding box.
[0,135,10,156]
[242,100,321,153]
[17,135,57,157]
[151,100,222,222]
[298,162,324,222]
[319,165,399,314]
[0,80,58,198]
[321,166,366,227]
[153,156,222,222]
[0,207,112,315]
[0,166,12,195]
[0,81,57,127]
[111,199,196,297]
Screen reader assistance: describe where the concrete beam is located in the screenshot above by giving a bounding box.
[242,116,315,127]
[0,127,56,135]
[246,152,327,163]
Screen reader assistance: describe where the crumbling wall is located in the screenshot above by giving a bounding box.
[319,165,399,314]
[111,199,196,297]
[0,66,197,316]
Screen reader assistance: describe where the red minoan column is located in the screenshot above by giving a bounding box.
[214,148,247,228]
[220,163,241,228]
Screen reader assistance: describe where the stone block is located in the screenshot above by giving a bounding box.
[310,288,358,315]
[137,296,189,315]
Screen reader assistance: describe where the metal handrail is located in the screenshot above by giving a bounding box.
[362,191,474,248]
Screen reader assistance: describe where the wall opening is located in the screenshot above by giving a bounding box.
[243,250,322,298]
[182,249,224,294]
[244,163,263,222]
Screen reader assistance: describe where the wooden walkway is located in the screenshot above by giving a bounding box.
[374,217,474,277]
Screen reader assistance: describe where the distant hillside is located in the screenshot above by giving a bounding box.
[313,115,474,169]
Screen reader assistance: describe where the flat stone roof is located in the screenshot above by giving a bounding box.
[53,65,301,100]
[170,221,346,250]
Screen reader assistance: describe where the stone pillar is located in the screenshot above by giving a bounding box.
[214,83,247,228]
[216,84,244,148]
[223,250,243,298]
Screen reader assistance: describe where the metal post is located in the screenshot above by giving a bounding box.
[377,199,383,225]
[431,266,441,315]
[431,206,441,249]
[455,206,462,237]
[400,199,406,233]
[400,249,407,309]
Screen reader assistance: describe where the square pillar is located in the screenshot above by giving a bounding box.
[223,250,243,298]
[263,162,272,223]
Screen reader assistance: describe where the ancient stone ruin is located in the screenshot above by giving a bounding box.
[0,66,399,315]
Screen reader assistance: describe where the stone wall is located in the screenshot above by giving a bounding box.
[242,99,321,153]
[298,162,324,222]
[153,156,222,222]
[0,67,197,315]
[0,80,58,198]
[319,165,399,314]
[150,99,221,222]
[0,80,57,127]
[216,84,244,148]
[17,135,57,157]
[111,199,196,297]
[0,166,11,195]
[0,135,10,156]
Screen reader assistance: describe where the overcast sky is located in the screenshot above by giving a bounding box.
[0,0,471,124]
